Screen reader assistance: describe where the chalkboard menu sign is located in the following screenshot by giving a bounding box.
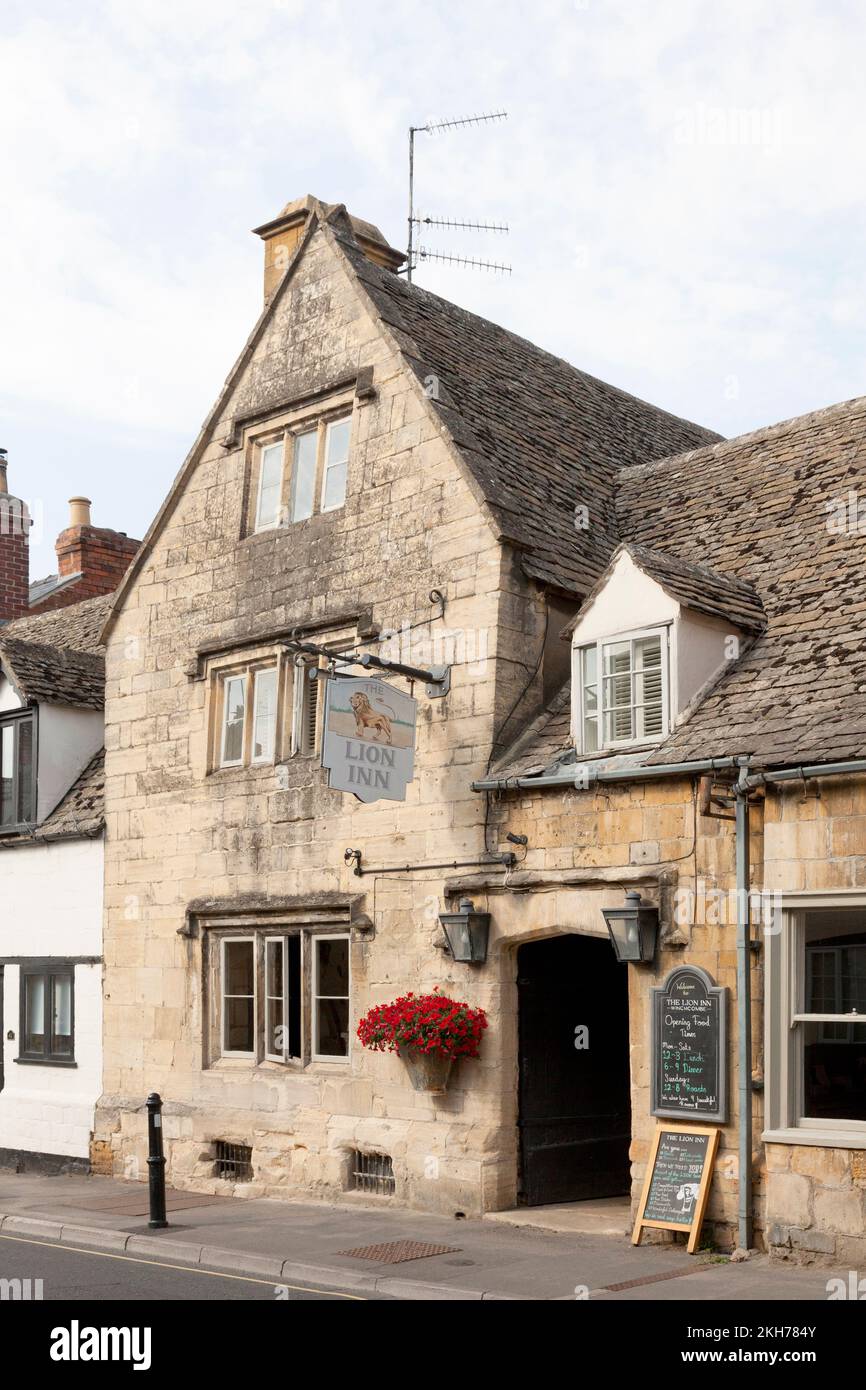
[632,1126,720,1253]
[651,965,727,1123]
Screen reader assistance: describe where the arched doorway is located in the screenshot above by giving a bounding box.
[517,933,631,1205]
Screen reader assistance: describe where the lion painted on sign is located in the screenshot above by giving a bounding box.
[350,691,394,744]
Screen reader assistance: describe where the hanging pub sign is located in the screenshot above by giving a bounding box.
[651,964,728,1123]
[321,676,417,803]
[632,1126,719,1253]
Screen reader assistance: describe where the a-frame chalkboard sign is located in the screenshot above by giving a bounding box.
[632,1126,720,1254]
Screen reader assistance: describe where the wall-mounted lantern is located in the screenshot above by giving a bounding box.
[601,890,659,964]
[439,899,490,964]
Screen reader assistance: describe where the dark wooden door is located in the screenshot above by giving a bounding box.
[518,934,631,1205]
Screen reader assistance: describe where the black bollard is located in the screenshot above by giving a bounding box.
[146,1092,168,1229]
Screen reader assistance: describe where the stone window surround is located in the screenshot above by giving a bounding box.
[764,889,866,1150]
[203,625,359,775]
[200,909,355,1074]
[243,388,356,537]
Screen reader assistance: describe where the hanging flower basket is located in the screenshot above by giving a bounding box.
[357,992,488,1095]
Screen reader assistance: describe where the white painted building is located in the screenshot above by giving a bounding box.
[0,595,109,1170]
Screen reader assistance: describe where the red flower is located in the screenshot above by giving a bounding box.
[357,991,488,1059]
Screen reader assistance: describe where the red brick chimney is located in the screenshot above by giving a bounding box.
[0,450,31,624]
[29,497,141,614]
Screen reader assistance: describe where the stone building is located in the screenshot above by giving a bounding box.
[95,196,866,1261]
[93,196,714,1209]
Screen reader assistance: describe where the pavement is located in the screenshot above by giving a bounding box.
[0,1170,850,1301]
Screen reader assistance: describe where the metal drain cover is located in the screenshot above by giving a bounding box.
[338,1240,461,1264]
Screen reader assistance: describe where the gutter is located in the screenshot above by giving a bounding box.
[472,756,742,793]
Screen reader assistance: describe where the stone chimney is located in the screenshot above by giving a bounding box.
[0,450,31,624]
[252,194,405,303]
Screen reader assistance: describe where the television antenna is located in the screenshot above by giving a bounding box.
[406,111,511,283]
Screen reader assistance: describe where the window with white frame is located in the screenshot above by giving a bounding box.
[251,413,352,534]
[210,648,334,772]
[213,930,348,1064]
[575,628,668,752]
[765,902,866,1143]
[312,934,350,1060]
[218,664,282,769]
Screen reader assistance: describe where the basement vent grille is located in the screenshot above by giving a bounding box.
[351,1151,395,1197]
[214,1141,253,1183]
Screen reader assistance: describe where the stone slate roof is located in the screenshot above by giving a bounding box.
[620,396,866,765]
[563,541,766,636]
[338,221,721,597]
[3,592,112,651]
[34,749,105,840]
[0,749,105,847]
[0,638,104,710]
[0,593,109,710]
[494,394,866,776]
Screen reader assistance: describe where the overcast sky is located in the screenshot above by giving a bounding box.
[3,0,865,577]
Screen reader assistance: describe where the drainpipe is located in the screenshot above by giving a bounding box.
[734,766,753,1251]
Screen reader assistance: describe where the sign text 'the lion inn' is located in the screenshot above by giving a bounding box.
[321,677,417,803]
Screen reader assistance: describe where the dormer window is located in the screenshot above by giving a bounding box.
[0,710,36,831]
[576,628,669,753]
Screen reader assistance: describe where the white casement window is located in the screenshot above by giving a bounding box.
[320,418,350,513]
[290,429,318,523]
[255,441,285,530]
[765,898,866,1146]
[576,628,668,752]
[215,931,343,1065]
[264,935,302,1062]
[220,674,247,766]
[253,414,352,532]
[251,667,278,763]
[221,938,256,1058]
[312,934,350,1060]
[217,663,281,769]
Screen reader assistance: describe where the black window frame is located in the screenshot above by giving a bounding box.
[0,707,37,833]
[16,961,76,1066]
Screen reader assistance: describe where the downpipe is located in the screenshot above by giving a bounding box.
[734,768,753,1251]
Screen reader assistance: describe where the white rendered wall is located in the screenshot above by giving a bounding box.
[36,706,103,821]
[0,837,103,1159]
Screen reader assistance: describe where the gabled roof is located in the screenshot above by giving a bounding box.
[495,393,866,777]
[563,541,766,637]
[101,204,720,635]
[337,225,720,596]
[0,592,109,710]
